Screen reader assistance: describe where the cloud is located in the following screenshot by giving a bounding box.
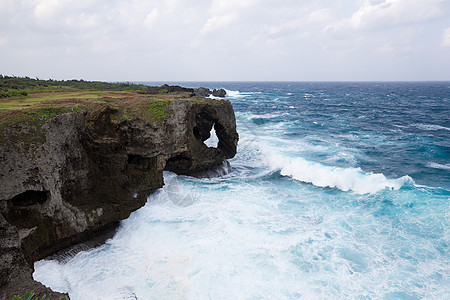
[201,0,257,34]
[328,0,447,35]
[308,8,332,24]
[144,8,159,28]
[442,27,450,48]
[201,13,239,34]
[0,0,449,80]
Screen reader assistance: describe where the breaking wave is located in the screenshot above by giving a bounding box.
[413,123,450,131]
[428,162,450,171]
[225,89,242,97]
[263,150,414,194]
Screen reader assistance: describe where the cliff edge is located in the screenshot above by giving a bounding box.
[0,88,238,298]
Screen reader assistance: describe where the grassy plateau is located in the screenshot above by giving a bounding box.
[0,76,209,131]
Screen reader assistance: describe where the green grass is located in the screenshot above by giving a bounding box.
[0,76,222,146]
[0,75,148,98]
[12,292,68,300]
[0,91,133,110]
[148,100,169,119]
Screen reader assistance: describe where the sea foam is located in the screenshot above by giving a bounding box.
[225,89,241,97]
[263,149,414,194]
[412,123,450,131]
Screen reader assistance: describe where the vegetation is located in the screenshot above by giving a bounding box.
[0,75,147,98]
[148,100,169,119]
[0,75,217,142]
[12,292,68,300]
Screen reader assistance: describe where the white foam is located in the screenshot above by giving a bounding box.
[204,127,219,148]
[246,112,287,120]
[225,89,242,97]
[262,149,414,194]
[207,94,220,100]
[428,162,450,171]
[32,170,446,300]
[413,123,450,131]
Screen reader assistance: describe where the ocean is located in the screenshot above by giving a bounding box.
[34,82,450,299]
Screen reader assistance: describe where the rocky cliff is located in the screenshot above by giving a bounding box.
[0,92,238,298]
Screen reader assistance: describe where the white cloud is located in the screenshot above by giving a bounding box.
[441,27,450,48]
[0,0,449,80]
[33,0,63,21]
[328,0,447,35]
[201,12,239,34]
[144,8,159,28]
[308,9,332,24]
[201,0,257,34]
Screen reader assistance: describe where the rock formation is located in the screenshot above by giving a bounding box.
[212,89,227,97]
[0,95,238,298]
[138,85,227,99]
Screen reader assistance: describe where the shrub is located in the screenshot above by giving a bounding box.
[12,292,69,300]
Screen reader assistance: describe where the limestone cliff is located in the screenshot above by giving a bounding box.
[0,94,238,298]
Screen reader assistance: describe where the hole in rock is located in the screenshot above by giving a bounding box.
[204,125,219,148]
[11,190,49,206]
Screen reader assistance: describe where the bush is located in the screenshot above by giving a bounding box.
[12,292,69,300]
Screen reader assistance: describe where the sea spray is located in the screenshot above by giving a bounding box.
[262,147,414,194]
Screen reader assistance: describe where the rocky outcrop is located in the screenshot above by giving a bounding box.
[194,87,212,97]
[193,87,227,98]
[138,85,227,98]
[212,89,227,97]
[0,98,238,298]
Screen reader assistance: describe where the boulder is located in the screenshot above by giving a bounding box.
[194,87,212,97]
[212,88,227,97]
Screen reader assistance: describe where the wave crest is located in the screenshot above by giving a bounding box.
[428,162,450,171]
[263,151,414,194]
[225,89,242,97]
[413,123,450,131]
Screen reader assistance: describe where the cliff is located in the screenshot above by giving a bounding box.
[0,89,238,298]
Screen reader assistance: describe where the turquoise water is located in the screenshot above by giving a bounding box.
[34,82,449,299]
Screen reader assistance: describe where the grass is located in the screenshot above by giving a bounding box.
[0,91,133,110]
[0,75,148,98]
[0,90,213,132]
[0,76,222,146]
[148,100,169,120]
[12,292,69,300]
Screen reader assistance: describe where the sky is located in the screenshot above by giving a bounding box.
[1,0,449,81]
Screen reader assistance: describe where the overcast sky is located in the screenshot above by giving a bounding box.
[1,0,449,81]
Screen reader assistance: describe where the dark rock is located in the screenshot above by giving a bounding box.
[138,84,195,96]
[212,89,226,97]
[194,87,212,97]
[0,214,67,299]
[0,98,238,298]
[160,84,195,94]
[137,85,226,98]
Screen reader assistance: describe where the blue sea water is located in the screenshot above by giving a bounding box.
[34,82,450,299]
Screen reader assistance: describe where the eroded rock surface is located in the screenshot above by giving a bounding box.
[0,98,238,298]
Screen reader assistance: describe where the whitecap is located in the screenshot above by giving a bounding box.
[262,149,414,194]
[427,162,450,171]
[245,112,288,120]
[225,90,242,97]
[413,123,450,131]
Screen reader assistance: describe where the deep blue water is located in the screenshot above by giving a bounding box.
[35,82,449,299]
